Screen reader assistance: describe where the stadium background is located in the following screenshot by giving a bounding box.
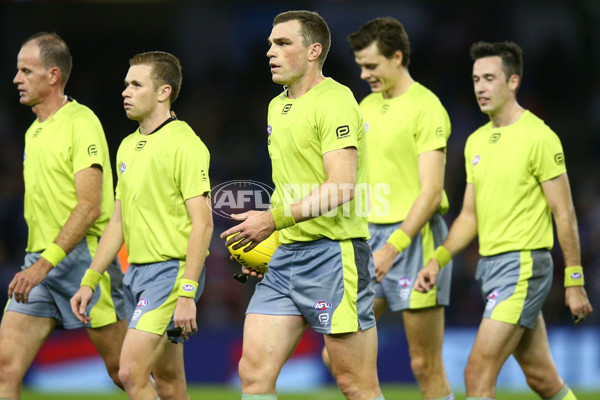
[0,0,599,394]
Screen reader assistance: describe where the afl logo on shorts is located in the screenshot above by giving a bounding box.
[313,300,332,311]
[120,162,126,174]
[472,154,481,166]
[137,298,149,308]
[398,277,412,288]
[487,289,500,299]
[182,284,195,292]
[267,125,272,137]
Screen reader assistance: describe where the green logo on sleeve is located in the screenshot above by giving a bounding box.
[554,153,565,165]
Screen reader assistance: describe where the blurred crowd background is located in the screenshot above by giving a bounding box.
[0,0,599,389]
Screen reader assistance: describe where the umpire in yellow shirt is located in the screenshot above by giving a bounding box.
[71,51,213,399]
[0,32,127,398]
[416,41,593,400]
[321,17,454,400]
[222,10,383,400]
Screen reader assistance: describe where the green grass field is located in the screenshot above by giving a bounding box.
[20,385,600,399]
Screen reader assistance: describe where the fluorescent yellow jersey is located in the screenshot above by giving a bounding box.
[268,78,369,243]
[465,110,566,256]
[116,119,211,264]
[23,99,114,252]
[361,82,451,223]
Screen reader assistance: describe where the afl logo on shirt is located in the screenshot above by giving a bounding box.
[267,125,273,145]
[472,154,481,166]
[120,162,126,174]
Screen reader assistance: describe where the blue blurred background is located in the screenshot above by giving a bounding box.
[0,0,599,392]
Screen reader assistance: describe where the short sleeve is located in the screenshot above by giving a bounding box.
[71,111,107,173]
[530,130,567,182]
[173,133,211,200]
[414,101,450,154]
[465,136,474,183]
[316,90,362,155]
[114,141,125,201]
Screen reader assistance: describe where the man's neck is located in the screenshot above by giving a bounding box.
[383,69,414,99]
[33,93,67,123]
[286,69,325,99]
[489,101,525,128]
[139,110,172,135]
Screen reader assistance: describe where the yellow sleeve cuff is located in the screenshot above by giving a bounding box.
[40,243,66,268]
[272,206,296,230]
[564,266,584,287]
[178,279,198,298]
[386,229,411,253]
[80,269,103,292]
[430,245,452,269]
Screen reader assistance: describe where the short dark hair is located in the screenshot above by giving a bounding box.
[273,10,331,68]
[470,41,523,84]
[348,17,411,67]
[24,32,73,86]
[129,51,182,105]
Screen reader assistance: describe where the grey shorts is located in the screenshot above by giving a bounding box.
[5,236,126,329]
[124,259,205,343]
[371,213,452,311]
[476,249,552,329]
[246,238,376,334]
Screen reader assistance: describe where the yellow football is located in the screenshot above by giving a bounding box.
[227,230,281,274]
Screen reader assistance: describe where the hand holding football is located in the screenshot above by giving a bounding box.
[227,230,281,274]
